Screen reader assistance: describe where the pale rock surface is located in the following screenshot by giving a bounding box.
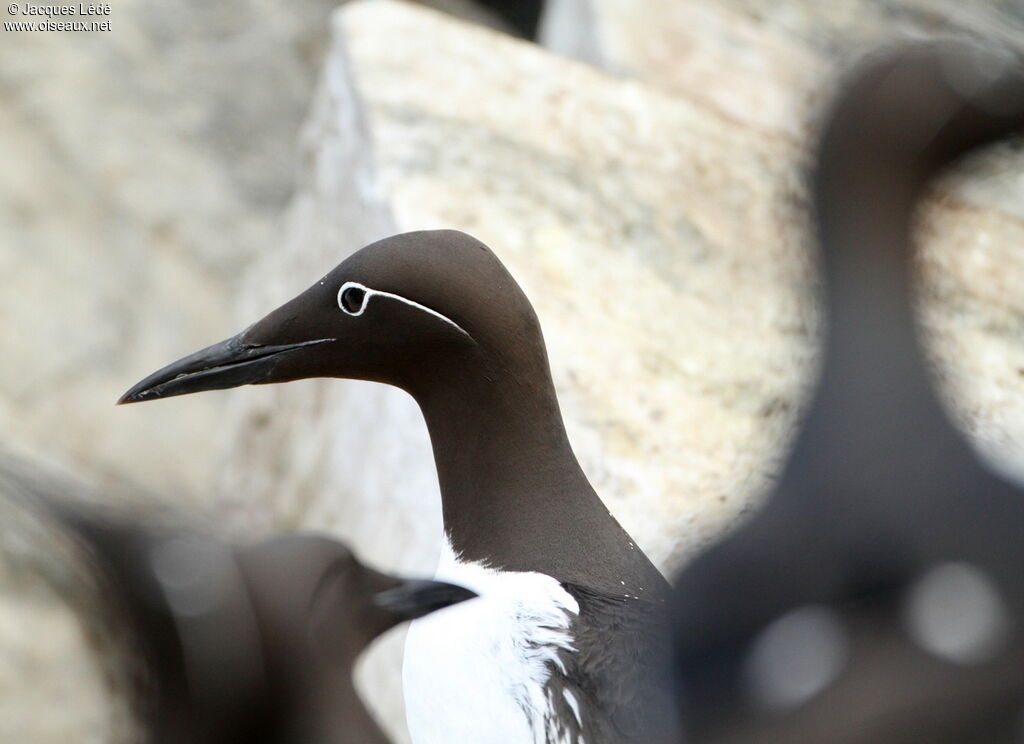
[0,448,141,744]
[540,0,1024,480]
[0,0,506,507]
[220,0,812,593]
[222,4,1024,736]
[5,0,1024,742]
[0,581,114,744]
[1,2,335,737]
[540,0,1024,140]
[218,2,815,738]
[0,1,502,741]
[0,0,345,508]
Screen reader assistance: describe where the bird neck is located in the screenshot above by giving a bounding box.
[412,358,667,597]
[310,673,392,744]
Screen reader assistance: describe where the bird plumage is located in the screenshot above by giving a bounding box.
[121,229,676,743]
[4,463,474,744]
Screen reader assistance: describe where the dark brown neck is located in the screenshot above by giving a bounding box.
[776,45,1024,519]
[305,672,392,744]
[412,357,668,598]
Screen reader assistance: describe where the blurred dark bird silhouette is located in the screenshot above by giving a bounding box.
[118,228,677,743]
[672,42,1024,743]
[478,0,543,38]
[2,459,474,744]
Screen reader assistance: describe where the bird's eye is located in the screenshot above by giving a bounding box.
[339,285,367,314]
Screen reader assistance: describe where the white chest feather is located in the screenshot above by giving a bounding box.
[403,543,582,744]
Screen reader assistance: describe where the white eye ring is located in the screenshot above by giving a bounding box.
[335,280,473,339]
[338,281,370,316]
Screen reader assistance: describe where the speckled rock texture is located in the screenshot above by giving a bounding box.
[539,0,1024,481]
[540,0,1024,140]
[222,3,1024,736]
[0,0,508,514]
[222,0,812,580]
[218,2,813,738]
[0,0,348,509]
[6,0,1024,742]
[0,449,142,744]
[0,1,502,741]
[1,2,343,739]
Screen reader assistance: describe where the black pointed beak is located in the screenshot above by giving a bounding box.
[118,334,334,405]
[373,579,477,621]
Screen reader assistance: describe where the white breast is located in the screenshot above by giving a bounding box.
[403,541,581,744]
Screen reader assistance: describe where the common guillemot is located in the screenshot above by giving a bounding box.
[672,43,1024,742]
[11,475,474,744]
[120,229,678,743]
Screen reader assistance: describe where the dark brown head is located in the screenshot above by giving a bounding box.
[233,534,476,744]
[118,230,549,405]
[46,507,473,744]
[237,534,476,669]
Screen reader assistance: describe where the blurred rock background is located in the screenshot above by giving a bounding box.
[3,1,1024,742]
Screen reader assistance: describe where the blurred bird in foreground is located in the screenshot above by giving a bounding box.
[672,42,1024,743]
[1,456,475,744]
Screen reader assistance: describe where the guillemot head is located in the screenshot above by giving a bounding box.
[41,501,475,744]
[239,534,478,664]
[118,229,545,404]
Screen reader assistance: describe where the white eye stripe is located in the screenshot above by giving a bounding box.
[337,281,472,338]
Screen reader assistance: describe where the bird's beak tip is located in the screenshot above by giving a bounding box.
[114,336,334,406]
[116,385,159,406]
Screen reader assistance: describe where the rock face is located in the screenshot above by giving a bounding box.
[5,1,1024,742]
[0,1,503,741]
[539,0,1024,475]
[0,0,348,508]
[556,13,1024,737]
[540,0,1024,141]
[1,3,340,738]
[219,0,817,587]
[0,450,141,744]
[218,1,814,738]
[222,2,1024,738]
[0,0,507,508]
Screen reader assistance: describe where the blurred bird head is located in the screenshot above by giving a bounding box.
[41,504,474,744]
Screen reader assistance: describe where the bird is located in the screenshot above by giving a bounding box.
[5,460,475,744]
[671,43,1024,743]
[119,229,678,743]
